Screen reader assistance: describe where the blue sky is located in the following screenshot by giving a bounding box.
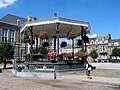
[0,0,120,39]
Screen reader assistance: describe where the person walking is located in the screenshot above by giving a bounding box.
[85,56,92,79]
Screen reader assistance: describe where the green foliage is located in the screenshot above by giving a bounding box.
[22,33,30,43]
[89,49,98,59]
[77,49,86,53]
[0,41,14,68]
[111,47,120,59]
[38,46,48,55]
[0,42,14,59]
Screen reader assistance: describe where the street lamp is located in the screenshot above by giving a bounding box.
[14,19,20,76]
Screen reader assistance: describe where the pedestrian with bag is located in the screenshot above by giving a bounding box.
[85,56,92,79]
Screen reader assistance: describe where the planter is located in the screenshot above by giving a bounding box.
[67,31,76,39]
[40,31,48,39]
[0,69,2,73]
[51,60,57,63]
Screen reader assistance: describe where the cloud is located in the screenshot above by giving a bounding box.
[0,0,17,9]
[88,34,98,38]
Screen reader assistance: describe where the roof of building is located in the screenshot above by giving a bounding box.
[0,14,27,26]
[110,39,120,43]
[96,34,111,41]
[109,39,120,47]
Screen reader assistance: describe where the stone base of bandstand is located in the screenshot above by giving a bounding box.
[12,69,56,79]
[12,61,84,79]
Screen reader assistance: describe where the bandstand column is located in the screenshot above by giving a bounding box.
[29,26,33,63]
[56,23,60,54]
[84,31,87,52]
[72,39,74,60]
[53,36,56,52]
[81,26,84,52]
[35,35,38,49]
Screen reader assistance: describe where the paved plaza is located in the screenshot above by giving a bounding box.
[0,63,120,90]
[0,69,120,90]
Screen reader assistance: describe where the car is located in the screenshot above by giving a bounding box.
[111,59,120,63]
[101,59,112,63]
[103,59,109,62]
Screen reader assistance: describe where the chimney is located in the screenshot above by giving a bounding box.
[17,19,20,26]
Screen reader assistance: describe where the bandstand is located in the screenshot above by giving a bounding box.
[13,16,90,79]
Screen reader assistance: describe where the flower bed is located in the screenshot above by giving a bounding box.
[63,53,73,60]
[48,52,58,59]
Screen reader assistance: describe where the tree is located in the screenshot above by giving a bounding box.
[111,47,120,59]
[0,42,14,68]
[89,49,98,61]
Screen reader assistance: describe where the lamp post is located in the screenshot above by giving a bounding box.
[17,19,21,61]
[14,19,20,76]
[13,42,16,69]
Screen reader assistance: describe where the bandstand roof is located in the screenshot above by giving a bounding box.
[20,17,90,38]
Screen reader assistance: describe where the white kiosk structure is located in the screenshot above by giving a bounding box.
[13,15,90,79]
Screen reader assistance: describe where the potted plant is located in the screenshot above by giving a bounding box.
[63,53,73,60]
[67,31,76,60]
[67,31,76,39]
[75,51,85,59]
[48,52,58,63]
[40,31,48,39]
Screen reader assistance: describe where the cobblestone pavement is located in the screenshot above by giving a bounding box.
[0,69,120,90]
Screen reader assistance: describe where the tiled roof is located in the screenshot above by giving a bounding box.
[110,39,120,43]
[96,34,111,40]
[109,39,120,46]
[0,14,27,25]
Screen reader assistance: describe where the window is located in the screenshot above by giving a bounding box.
[114,42,118,46]
[96,46,98,50]
[103,46,105,51]
[2,28,8,42]
[10,29,15,42]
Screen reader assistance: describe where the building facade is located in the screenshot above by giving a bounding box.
[87,34,111,60]
[108,39,120,59]
[0,14,27,60]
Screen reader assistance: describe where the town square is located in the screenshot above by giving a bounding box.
[0,0,120,90]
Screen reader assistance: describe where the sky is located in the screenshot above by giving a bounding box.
[0,0,120,39]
